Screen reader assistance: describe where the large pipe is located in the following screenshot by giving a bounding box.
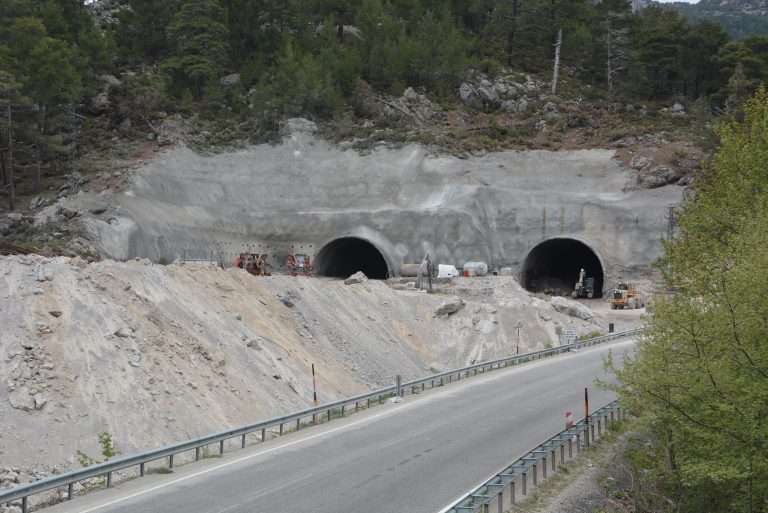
[399,263,422,277]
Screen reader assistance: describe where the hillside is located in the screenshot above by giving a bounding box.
[665,0,768,37]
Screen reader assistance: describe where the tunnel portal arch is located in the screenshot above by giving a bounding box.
[521,237,604,297]
[313,237,390,279]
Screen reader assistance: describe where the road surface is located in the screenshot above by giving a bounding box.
[45,339,634,513]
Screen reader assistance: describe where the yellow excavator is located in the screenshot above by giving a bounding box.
[609,282,643,309]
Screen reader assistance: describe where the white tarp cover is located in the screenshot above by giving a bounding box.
[437,264,460,278]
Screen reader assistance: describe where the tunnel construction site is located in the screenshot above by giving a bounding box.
[81,127,683,295]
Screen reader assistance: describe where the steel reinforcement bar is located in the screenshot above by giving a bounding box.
[0,328,641,512]
[444,400,624,513]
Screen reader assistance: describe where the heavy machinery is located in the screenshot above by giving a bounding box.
[572,268,595,299]
[287,252,313,277]
[234,253,271,276]
[609,282,643,309]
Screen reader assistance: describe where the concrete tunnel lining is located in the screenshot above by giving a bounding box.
[522,237,605,297]
[314,237,390,279]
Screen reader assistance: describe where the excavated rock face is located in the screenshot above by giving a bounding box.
[78,127,682,294]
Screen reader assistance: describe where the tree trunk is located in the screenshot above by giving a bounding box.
[35,145,41,195]
[551,28,563,96]
[605,17,614,99]
[505,0,519,66]
[0,150,6,187]
[7,105,14,211]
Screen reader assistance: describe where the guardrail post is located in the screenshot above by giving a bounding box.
[195,447,201,461]
[219,440,225,455]
[598,419,602,437]
[261,427,266,442]
[169,454,174,469]
[106,471,112,488]
[279,423,284,436]
[532,463,537,486]
[296,419,301,431]
[576,433,581,453]
[140,462,145,476]
[396,375,402,397]
[328,409,332,422]
[67,482,73,500]
[522,473,527,496]
[560,444,565,464]
[551,450,556,471]
[22,496,27,513]
[242,434,247,448]
[542,458,547,479]
[341,405,346,417]
[511,480,516,504]
[568,438,573,458]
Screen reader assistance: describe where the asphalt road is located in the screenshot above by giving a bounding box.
[46,340,634,513]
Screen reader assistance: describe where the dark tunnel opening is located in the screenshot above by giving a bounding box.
[314,237,390,279]
[522,238,604,298]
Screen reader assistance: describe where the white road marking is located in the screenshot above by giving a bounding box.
[65,338,635,513]
[72,408,401,513]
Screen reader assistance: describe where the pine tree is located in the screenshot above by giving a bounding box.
[164,0,230,99]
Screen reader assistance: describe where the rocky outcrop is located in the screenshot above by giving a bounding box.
[550,296,596,320]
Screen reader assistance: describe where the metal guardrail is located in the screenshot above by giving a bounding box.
[0,327,642,512]
[444,400,624,513]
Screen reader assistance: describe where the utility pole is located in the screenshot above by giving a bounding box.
[7,104,14,211]
[551,28,563,96]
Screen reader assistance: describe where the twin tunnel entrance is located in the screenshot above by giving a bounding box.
[314,236,603,297]
[313,237,390,279]
[521,238,604,297]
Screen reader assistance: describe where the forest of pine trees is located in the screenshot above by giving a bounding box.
[1,0,768,208]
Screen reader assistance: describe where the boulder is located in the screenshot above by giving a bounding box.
[219,73,241,89]
[97,74,122,89]
[661,168,680,183]
[637,173,668,189]
[500,100,519,113]
[344,271,369,285]
[88,92,111,116]
[435,297,465,316]
[403,87,420,102]
[672,102,685,116]
[459,83,483,110]
[543,101,558,113]
[476,86,500,108]
[551,296,595,320]
[630,155,650,170]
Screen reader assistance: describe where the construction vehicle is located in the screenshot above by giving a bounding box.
[287,252,312,277]
[609,282,643,309]
[234,253,271,276]
[572,268,595,299]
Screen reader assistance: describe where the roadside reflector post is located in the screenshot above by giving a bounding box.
[312,364,318,407]
[565,410,574,429]
[584,388,590,448]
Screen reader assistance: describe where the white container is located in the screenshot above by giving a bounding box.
[463,261,488,277]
